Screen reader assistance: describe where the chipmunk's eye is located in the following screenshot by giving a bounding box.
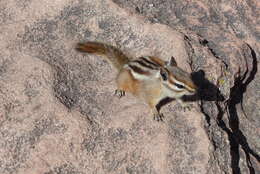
[174,83,185,89]
[160,69,168,81]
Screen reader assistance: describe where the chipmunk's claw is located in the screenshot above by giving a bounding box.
[114,89,125,98]
[177,99,193,112]
[153,113,164,122]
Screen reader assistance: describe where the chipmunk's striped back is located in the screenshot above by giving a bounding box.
[124,56,162,80]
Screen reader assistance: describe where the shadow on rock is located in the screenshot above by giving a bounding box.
[183,69,225,102]
[216,43,259,174]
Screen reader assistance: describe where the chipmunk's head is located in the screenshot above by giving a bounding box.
[159,57,197,98]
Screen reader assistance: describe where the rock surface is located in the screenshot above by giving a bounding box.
[0,0,259,174]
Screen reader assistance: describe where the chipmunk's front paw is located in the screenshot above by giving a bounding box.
[177,99,193,112]
[153,113,164,122]
[179,103,193,112]
[182,105,192,112]
[114,89,125,98]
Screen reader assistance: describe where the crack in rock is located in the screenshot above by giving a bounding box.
[216,43,259,174]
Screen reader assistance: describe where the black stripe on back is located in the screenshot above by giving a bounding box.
[128,64,149,75]
[132,60,157,70]
[140,57,160,67]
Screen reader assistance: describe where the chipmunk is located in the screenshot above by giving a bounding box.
[76,41,197,121]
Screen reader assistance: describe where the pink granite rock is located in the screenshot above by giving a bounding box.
[0,0,259,174]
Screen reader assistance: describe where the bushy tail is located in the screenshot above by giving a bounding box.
[76,42,129,70]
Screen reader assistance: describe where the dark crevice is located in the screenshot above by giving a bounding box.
[199,102,211,127]
[201,38,229,69]
[183,33,259,173]
[216,43,259,174]
[183,35,197,71]
[215,101,241,174]
[199,38,209,46]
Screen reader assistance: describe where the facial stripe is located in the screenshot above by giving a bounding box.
[170,77,184,84]
[169,77,196,93]
[171,73,196,90]
[169,76,196,93]
[173,82,184,89]
[173,78,196,93]
[164,83,183,93]
[169,78,185,87]
[169,83,185,91]
[186,86,196,93]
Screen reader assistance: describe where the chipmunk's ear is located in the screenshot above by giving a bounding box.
[166,56,177,66]
[160,68,169,81]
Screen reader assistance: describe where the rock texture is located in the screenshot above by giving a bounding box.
[0,0,259,174]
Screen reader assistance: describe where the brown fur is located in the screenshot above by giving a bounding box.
[148,56,165,66]
[117,68,162,109]
[76,42,129,70]
[117,69,140,96]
